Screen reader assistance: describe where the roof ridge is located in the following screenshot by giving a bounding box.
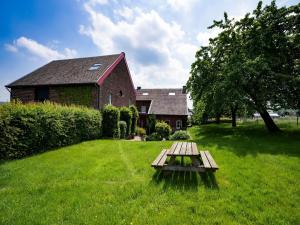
[52,53,122,62]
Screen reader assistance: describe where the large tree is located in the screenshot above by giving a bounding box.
[187,1,300,132]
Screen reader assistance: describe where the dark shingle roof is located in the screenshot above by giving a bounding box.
[6,53,121,87]
[136,88,188,116]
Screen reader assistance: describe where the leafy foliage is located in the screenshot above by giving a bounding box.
[129,105,139,135]
[170,130,190,140]
[145,132,162,141]
[0,101,101,160]
[102,105,120,138]
[146,114,156,134]
[155,121,171,140]
[56,85,93,107]
[136,127,146,137]
[187,1,300,132]
[119,121,127,139]
[119,107,132,137]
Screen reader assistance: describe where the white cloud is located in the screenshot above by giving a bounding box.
[88,0,108,6]
[6,36,77,61]
[80,3,198,89]
[167,0,198,11]
[196,28,221,46]
[4,43,18,53]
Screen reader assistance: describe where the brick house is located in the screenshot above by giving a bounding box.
[6,52,136,109]
[136,88,188,131]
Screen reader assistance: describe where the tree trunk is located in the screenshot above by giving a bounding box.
[231,106,237,127]
[259,109,280,132]
[216,114,221,124]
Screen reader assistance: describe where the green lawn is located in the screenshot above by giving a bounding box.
[1,121,299,225]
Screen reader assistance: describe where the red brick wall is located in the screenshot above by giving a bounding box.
[100,59,136,108]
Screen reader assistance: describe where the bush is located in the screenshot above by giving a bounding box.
[119,121,127,139]
[102,105,120,138]
[119,107,132,137]
[129,105,139,135]
[145,132,162,141]
[0,101,102,160]
[146,114,156,134]
[170,130,190,140]
[136,127,146,137]
[155,121,171,140]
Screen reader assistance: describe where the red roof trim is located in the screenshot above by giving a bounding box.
[97,52,136,96]
[97,52,124,85]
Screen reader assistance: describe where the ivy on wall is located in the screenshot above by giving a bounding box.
[56,86,93,107]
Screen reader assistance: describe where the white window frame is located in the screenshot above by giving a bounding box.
[176,120,182,129]
[141,105,147,113]
[108,93,112,105]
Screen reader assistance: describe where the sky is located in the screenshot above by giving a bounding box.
[0,0,298,105]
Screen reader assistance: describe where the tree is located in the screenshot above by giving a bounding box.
[188,1,300,132]
[129,105,139,135]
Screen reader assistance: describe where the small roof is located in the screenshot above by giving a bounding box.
[136,88,188,116]
[6,53,123,87]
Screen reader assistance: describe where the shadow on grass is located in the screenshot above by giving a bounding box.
[151,170,219,191]
[191,123,300,157]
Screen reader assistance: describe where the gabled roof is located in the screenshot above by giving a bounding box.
[136,88,188,116]
[6,52,128,87]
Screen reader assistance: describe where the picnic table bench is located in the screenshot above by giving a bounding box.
[151,142,218,173]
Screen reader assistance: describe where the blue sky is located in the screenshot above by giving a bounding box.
[0,0,298,103]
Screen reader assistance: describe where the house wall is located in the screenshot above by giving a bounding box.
[136,100,151,113]
[10,87,35,103]
[100,59,136,108]
[138,114,188,131]
[10,84,99,108]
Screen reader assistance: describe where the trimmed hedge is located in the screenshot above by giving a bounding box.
[119,121,127,139]
[0,101,102,160]
[129,105,139,135]
[120,107,132,137]
[102,105,120,138]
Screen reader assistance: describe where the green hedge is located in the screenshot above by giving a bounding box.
[0,101,102,160]
[129,105,139,135]
[120,107,132,137]
[170,130,190,140]
[119,121,127,139]
[102,105,120,138]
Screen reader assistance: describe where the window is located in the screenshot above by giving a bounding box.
[35,87,49,102]
[119,90,123,96]
[141,106,147,113]
[108,93,112,105]
[88,63,102,71]
[176,120,182,129]
[142,93,149,95]
[169,92,175,95]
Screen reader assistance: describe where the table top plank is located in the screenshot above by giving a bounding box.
[174,142,183,155]
[168,142,178,155]
[179,142,187,155]
[186,142,192,155]
[191,142,199,155]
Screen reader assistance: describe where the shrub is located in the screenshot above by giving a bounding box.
[102,105,120,138]
[120,107,132,137]
[119,121,127,139]
[0,101,102,160]
[155,121,171,140]
[129,105,139,135]
[145,132,162,141]
[170,130,190,140]
[146,114,156,134]
[136,127,146,137]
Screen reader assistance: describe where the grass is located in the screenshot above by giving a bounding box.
[0,120,299,225]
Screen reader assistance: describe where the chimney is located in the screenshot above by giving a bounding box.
[137,86,141,90]
[182,85,187,94]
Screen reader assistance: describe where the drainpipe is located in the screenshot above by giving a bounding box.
[5,87,11,101]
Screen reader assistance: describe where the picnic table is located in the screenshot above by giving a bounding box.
[151,142,218,173]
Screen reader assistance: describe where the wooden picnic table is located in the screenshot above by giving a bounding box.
[151,142,218,173]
